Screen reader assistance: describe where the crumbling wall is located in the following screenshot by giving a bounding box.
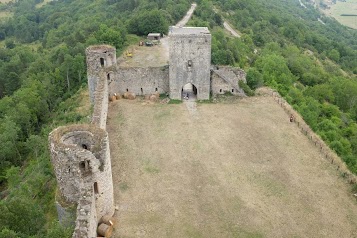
[211,66,246,96]
[109,66,169,96]
[49,124,114,237]
[72,169,98,238]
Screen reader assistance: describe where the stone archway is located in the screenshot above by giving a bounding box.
[182,83,197,100]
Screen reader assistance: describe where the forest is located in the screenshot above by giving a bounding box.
[0,0,356,236]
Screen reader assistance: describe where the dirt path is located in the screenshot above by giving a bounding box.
[107,96,357,238]
[176,3,197,27]
[223,21,241,38]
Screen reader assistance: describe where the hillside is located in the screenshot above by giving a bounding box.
[0,0,356,236]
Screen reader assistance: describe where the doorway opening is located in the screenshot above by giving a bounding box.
[182,83,197,101]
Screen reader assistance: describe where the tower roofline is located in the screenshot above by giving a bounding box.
[168,26,210,36]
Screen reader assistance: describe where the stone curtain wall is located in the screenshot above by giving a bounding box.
[91,71,109,130]
[211,66,246,96]
[109,66,169,96]
[259,87,357,185]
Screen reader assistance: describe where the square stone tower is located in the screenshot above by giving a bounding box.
[169,26,211,100]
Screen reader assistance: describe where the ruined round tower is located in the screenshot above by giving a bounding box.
[49,124,114,237]
[86,45,117,103]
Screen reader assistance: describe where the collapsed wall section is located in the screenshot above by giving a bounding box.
[211,66,246,96]
[109,66,169,96]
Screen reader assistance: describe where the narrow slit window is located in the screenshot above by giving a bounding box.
[94,182,99,194]
[126,88,129,92]
[100,58,105,67]
[107,74,110,80]
[141,88,143,94]
[155,88,158,92]
[219,89,222,93]
[231,89,234,93]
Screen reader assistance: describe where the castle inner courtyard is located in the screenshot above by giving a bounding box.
[107,96,357,237]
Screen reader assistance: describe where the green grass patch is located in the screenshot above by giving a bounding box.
[352,183,357,194]
[168,99,182,104]
[197,98,213,104]
[119,182,129,191]
[142,159,160,174]
[159,93,168,99]
[225,222,264,238]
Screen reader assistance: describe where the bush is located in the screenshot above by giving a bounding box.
[239,81,254,96]
[246,68,264,90]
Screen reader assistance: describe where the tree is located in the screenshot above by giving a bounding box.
[246,68,263,90]
[128,9,169,36]
[0,198,46,236]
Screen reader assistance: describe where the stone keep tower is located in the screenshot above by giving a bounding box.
[169,26,211,100]
[86,45,116,103]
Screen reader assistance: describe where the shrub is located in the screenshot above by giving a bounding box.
[239,81,254,96]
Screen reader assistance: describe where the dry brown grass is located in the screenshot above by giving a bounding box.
[118,37,169,68]
[75,87,92,118]
[107,96,357,238]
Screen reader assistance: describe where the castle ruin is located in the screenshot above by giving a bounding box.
[48,26,246,238]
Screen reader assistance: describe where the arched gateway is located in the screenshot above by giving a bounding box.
[182,83,197,100]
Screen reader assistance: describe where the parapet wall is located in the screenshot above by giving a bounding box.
[109,66,169,96]
[258,87,357,185]
[91,71,109,129]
